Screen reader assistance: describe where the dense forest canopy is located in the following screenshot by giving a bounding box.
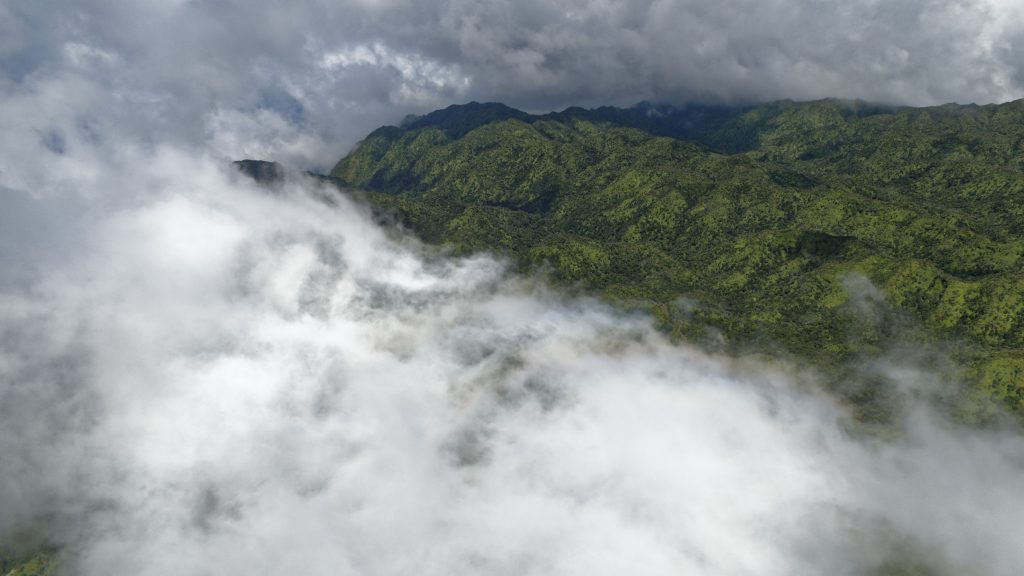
[330,99,1024,421]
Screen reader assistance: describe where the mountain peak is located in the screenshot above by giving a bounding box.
[233,159,284,185]
[402,102,530,138]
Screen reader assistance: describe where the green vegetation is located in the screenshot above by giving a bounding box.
[330,100,1024,421]
[1,551,56,576]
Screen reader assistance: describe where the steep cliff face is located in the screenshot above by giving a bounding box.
[330,99,1024,420]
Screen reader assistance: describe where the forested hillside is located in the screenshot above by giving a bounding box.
[1,551,55,576]
[330,100,1024,421]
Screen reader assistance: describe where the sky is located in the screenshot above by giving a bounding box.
[2,1,1024,574]
[2,0,1024,169]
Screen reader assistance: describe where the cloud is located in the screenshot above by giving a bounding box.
[2,0,1023,169]
[2,2,1024,573]
[0,151,1021,574]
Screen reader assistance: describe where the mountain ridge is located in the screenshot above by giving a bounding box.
[344,98,992,157]
[326,98,1024,421]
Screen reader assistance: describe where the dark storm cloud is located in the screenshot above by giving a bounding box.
[2,0,1020,169]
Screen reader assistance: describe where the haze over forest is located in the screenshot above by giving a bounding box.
[2,1,1024,575]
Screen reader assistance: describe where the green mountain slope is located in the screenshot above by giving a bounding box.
[1,552,56,576]
[330,100,1024,421]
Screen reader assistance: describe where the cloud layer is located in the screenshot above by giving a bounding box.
[3,0,1023,168]
[1,160,1022,575]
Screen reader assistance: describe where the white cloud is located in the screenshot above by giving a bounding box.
[2,2,1024,573]
[0,152,1021,574]
[320,42,472,106]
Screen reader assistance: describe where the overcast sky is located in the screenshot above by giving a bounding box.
[2,0,1023,169]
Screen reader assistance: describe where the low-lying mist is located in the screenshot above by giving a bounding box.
[1,154,1021,575]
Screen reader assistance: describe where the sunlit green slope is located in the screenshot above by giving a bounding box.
[330,100,1024,420]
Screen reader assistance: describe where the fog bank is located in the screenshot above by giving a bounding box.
[0,159,1021,575]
